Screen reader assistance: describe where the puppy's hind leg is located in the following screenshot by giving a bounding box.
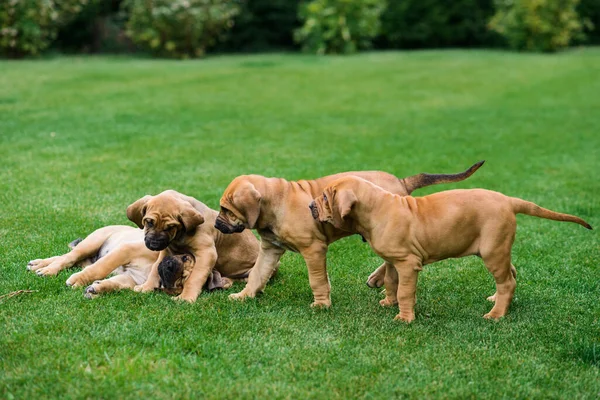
[380,262,398,307]
[33,226,122,277]
[84,274,137,299]
[486,264,517,302]
[482,254,516,319]
[66,241,141,288]
[367,261,387,288]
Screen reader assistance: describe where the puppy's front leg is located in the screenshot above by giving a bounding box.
[174,247,218,303]
[301,243,330,308]
[230,241,284,301]
[393,261,421,323]
[134,250,166,293]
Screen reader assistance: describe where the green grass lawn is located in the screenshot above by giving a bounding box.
[0,49,598,399]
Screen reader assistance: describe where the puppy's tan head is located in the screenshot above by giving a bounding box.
[310,178,358,230]
[215,176,261,234]
[157,253,195,295]
[127,191,205,251]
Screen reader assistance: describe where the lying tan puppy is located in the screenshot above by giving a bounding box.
[28,225,160,298]
[215,161,483,307]
[128,190,260,302]
[28,226,228,299]
[310,176,592,321]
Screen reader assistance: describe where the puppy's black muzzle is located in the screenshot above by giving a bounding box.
[214,217,245,234]
[158,256,183,289]
[144,232,170,251]
[309,201,319,220]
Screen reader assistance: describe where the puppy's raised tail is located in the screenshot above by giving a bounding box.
[402,160,485,194]
[511,198,592,230]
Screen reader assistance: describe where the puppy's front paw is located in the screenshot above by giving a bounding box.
[133,283,155,293]
[229,290,253,301]
[84,284,98,300]
[66,272,87,288]
[394,312,415,323]
[27,259,43,271]
[36,266,61,277]
[310,299,332,309]
[221,277,234,290]
[483,312,503,320]
[173,294,196,303]
[379,298,397,307]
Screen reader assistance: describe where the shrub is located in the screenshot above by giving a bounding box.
[294,0,386,54]
[378,0,499,49]
[578,0,599,44]
[489,0,587,52]
[0,0,94,58]
[54,0,131,53]
[124,0,240,58]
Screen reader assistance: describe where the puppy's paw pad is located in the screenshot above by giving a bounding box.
[85,285,97,294]
[84,286,98,299]
[486,294,497,302]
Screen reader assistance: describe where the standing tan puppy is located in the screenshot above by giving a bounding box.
[128,190,260,302]
[215,162,483,308]
[310,176,592,321]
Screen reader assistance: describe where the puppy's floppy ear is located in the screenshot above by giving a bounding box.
[127,195,152,228]
[178,202,205,232]
[235,184,262,229]
[335,189,357,220]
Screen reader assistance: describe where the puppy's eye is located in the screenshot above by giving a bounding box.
[146,220,154,228]
[323,194,328,203]
[182,255,188,262]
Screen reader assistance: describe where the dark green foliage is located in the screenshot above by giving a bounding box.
[54,0,130,53]
[579,0,600,43]
[377,0,500,49]
[216,0,302,52]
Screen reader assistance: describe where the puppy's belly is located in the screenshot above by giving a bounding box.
[113,264,152,285]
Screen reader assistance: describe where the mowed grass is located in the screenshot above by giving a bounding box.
[0,49,598,399]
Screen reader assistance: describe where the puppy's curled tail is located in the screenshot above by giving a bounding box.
[402,160,485,195]
[511,198,592,230]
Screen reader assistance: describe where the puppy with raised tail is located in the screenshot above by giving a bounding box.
[215,161,484,308]
[310,176,592,322]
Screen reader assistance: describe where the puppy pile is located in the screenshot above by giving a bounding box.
[27,161,592,322]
